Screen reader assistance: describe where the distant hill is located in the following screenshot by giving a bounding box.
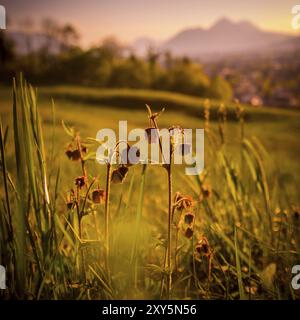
[132,18,295,57]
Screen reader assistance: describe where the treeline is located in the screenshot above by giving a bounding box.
[0,21,232,100]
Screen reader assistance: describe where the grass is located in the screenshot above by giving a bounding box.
[0,81,300,300]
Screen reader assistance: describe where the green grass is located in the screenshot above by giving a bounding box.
[0,83,300,300]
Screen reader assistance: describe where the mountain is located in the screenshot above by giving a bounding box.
[161,18,294,57]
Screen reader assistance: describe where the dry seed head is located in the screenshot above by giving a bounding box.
[75,176,87,188]
[184,227,194,239]
[92,189,106,204]
[195,236,211,257]
[65,143,87,161]
[174,193,194,210]
[184,212,195,225]
[111,166,129,184]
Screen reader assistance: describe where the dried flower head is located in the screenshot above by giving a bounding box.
[184,212,195,225]
[111,166,129,184]
[184,227,194,239]
[174,192,194,210]
[65,144,87,161]
[195,236,211,257]
[92,189,106,204]
[75,176,87,188]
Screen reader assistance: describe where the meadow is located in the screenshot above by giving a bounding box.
[0,81,300,300]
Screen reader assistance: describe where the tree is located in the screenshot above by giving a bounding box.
[0,30,15,65]
[210,76,233,101]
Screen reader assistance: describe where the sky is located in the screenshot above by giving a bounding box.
[1,0,299,46]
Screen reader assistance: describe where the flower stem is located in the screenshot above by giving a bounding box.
[166,155,173,299]
[105,163,112,283]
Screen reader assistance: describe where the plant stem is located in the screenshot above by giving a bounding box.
[105,163,112,282]
[166,159,173,299]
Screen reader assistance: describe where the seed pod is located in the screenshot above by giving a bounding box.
[184,212,194,225]
[92,189,106,204]
[111,166,129,184]
[145,127,159,144]
[185,227,194,239]
[75,176,87,188]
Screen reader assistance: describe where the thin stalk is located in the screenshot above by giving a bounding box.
[130,164,147,289]
[104,163,112,282]
[166,156,173,299]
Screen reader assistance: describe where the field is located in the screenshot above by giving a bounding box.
[0,82,300,300]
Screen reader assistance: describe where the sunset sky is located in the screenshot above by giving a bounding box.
[2,0,298,46]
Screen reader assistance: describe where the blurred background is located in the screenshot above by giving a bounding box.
[1,0,300,107]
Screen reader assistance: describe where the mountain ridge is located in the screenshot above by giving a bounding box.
[133,18,296,57]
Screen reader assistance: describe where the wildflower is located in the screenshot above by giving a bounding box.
[75,176,87,188]
[184,212,195,225]
[184,227,194,239]
[92,189,106,204]
[65,144,87,161]
[111,166,129,183]
[195,236,211,257]
[174,192,194,210]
